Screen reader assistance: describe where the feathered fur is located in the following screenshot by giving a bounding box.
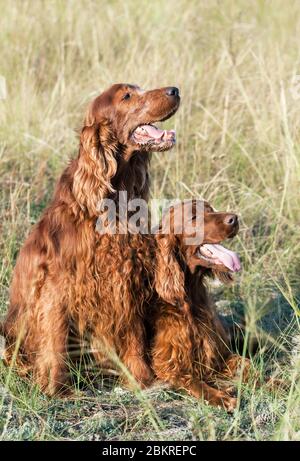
[1,83,180,394]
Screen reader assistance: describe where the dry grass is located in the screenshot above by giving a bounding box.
[0,0,300,441]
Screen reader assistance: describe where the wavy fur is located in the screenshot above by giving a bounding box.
[2,83,180,394]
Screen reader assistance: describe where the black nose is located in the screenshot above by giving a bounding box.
[166,87,179,97]
[224,214,238,226]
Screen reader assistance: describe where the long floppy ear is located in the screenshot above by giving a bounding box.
[155,234,190,315]
[73,116,118,217]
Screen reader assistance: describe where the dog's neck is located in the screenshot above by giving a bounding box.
[178,258,210,309]
[111,149,151,202]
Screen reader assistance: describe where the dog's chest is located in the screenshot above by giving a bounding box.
[94,234,155,289]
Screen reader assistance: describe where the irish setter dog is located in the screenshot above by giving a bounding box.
[1,83,180,395]
[150,200,243,411]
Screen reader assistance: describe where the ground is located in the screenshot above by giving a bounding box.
[0,0,300,441]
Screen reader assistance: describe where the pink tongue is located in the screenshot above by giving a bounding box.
[143,125,164,139]
[135,125,175,140]
[202,244,241,272]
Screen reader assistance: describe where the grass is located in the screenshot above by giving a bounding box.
[1,0,300,441]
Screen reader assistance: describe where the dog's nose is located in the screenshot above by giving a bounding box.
[224,214,238,227]
[166,87,179,97]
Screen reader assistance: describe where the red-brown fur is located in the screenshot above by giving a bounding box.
[3,192,246,413]
[149,200,244,411]
[1,83,180,395]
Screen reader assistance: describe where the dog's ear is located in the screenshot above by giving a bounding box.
[155,234,190,314]
[73,112,118,217]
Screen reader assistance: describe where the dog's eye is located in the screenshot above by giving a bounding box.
[123,93,131,100]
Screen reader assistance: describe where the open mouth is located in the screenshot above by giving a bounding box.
[196,243,241,273]
[131,123,176,146]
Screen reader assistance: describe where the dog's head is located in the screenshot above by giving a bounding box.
[85,83,180,152]
[154,199,241,308]
[174,200,241,280]
[74,84,180,217]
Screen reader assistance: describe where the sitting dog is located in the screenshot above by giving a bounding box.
[149,200,243,411]
[1,83,180,395]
